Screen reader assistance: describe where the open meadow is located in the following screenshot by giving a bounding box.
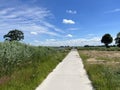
[79,49,120,90]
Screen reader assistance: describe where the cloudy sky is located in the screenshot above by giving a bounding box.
[0,0,120,46]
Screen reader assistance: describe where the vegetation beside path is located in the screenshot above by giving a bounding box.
[0,41,70,90]
[79,50,120,90]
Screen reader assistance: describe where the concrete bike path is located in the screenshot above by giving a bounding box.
[36,49,93,90]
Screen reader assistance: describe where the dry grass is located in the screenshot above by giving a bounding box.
[80,50,120,62]
[79,50,120,90]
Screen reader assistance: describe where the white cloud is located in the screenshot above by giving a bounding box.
[42,21,64,33]
[30,32,38,35]
[113,8,120,12]
[31,37,101,46]
[66,10,77,14]
[87,34,95,36]
[86,34,96,38]
[63,19,75,24]
[66,34,73,37]
[105,8,120,13]
[34,40,40,43]
[20,25,60,36]
[69,28,79,30]
[46,39,56,42]
[0,7,51,20]
[0,7,51,27]
[0,8,15,15]
[0,7,64,41]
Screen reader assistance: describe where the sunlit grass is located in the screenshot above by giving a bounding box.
[79,50,120,90]
[0,41,69,90]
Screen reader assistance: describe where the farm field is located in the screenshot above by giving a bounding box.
[79,50,120,90]
[0,41,69,90]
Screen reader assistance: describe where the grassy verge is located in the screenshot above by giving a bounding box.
[0,41,69,90]
[79,50,120,90]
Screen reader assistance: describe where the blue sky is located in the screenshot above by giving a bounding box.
[0,0,120,46]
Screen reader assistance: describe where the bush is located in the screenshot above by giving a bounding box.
[0,41,33,76]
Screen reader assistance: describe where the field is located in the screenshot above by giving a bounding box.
[79,50,120,90]
[77,46,120,51]
[1,42,120,90]
[0,41,69,90]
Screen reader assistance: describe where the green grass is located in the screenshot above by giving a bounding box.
[79,50,120,90]
[0,41,69,90]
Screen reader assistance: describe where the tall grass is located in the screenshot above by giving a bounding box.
[79,51,120,90]
[0,41,33,76]
[0,41,69,90]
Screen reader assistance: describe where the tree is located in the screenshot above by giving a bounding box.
[101,34,113,48]
[115,32,120,47]
[4,29,24,41]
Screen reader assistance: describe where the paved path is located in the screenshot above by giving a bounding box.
[36,49,93,90]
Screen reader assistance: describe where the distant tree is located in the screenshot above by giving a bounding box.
[84,45,89,47]
[4,29,24,41]
[101,34,113,48]
[115,32,120,47]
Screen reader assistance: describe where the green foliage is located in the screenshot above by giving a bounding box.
[115,32,120,47]
[101,34,113,48]
[0,42,69,90]
[79,51,120,90]
[3,29,24,41]
[84,64,120,90]
[0,41,32,76]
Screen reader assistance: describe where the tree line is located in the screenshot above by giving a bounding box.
[3,29,120,48]
[101,33,120,48]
